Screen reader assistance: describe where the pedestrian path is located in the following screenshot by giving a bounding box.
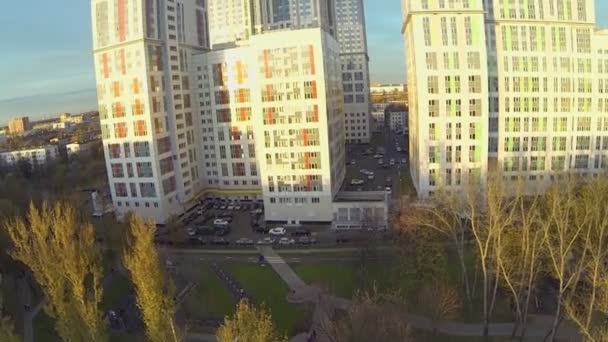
[260,246,582,341]
[257,246,306,290]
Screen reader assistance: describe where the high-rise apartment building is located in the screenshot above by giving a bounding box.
[208,0,260,47]
[402,0,489,197]
[8,117,30,135]
[193,28,345,223]
[259,0,337,36]
[335,0,371,143]
[91,0,209,223]
[403,0,608,197]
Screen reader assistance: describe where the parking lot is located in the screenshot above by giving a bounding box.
[154,128,410,249]
[343,129,411,200]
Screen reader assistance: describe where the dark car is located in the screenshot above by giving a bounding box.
[336,235,350,244]
[197,225,215,236]
[235,238,254,246]
[211,237,230,245]
[291,229,311,237]
[215,226,230,236]
[188,236,206,245]
[253,225,269,233]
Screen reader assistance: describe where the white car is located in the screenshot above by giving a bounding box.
[269,227,287,236]
[213,219,229,226]
[368,174,375,180]
[278,237,295,245]
[373,154,383,159]
[389,159,395,166]
[227,205,235,210]
[196,207,204,215]
[385,187,392,193]
[186,227,197,237]
[234,205,241,210]
[350,160,356,165]
[257,237,276,245]
[350,179,364,185]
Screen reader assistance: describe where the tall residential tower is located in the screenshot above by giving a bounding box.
[92,0,209,223]
[336,0,371,143]
[403,0,608,197]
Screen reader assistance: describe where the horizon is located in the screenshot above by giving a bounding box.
[0,0,607,125]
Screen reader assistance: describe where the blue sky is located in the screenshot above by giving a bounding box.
[0,0,607,125]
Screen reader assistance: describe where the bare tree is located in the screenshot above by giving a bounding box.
[418,282,462,334]
[320,287,412,342]
[494,186,543,341]
[397,190,473,311]
[539,177,589,342]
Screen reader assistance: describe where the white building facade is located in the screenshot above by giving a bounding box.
[336,0,371,143]
[388,110,408,132]
[403,0,608,197]
[91,0,210,224]
[402,0,489,198]
[193,28,345,223]
[0,146,59,167]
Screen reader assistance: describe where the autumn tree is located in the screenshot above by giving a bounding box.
[418,282,462,334]
[123,215,179,342]
[5,202,106,342]
[216,299,286,342]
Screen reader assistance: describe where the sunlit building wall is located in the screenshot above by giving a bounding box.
[92,0,209,223]
[193,28,345,223]
[402,0,490,198]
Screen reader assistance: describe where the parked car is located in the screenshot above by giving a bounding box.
[389,159,395,166]
[254,225,270,234]
[269,227,287,236]
[213,219,230,226]
[350,179,364,185]
[234,205,242,211]
[278,237,295,246]
[373,154,383,159]
[235,238,254,246]
[367,174,375,180]
[227,205,235,210]
[215,228,230,236]
[297,236,317,245]
[385,187,392,193]
[350,160,356,165]
[197,225,215,236]
[336,235,350,244]
[211,237,230,246]
[186,227,197,237]
[292,229,311,237]
[188,236,206,245]
[196,207,204,215]
[257,237,276,245]
[217,214,233,222]
[220,205,228,210]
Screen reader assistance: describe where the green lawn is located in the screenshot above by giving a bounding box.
[226,264,310,336]
[181,265,236,320]
[292,263,356,298]
[33,311,59,342]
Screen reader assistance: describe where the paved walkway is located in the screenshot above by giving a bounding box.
[260,247,582,342]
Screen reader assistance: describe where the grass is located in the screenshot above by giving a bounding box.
[33,311,59,342]
[226,263,310,336]
[291,263,356,298]
[181,265,236,320]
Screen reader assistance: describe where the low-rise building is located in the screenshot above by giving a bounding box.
[66,141,98,157]
[332,191,389,230]
[370,83,406,94]
[60,113,85,124]
[0,145,59,166]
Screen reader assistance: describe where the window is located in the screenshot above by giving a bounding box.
[140,183,156,197]
[133,141,150,157]
[427,76,438,94]
[429,123,436,141]
[429,169,437,186]
[469,145,477,162]
[114,183,128,197]
[232,162,246,176]
[159,157,174,175]
[111,163,124,178]
[423,18,431,46]
[157,137,171,154]
[429,146,437,163]
[133,120,147,136]
[162,176,177,195]
[109,144,122,159]
[114,122,127,138]
[230,145,243,159]
[575,155,589,169]
[136,162,153,177]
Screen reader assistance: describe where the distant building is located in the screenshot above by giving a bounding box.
[388,109,408,132]
[0,145,59,167]
[8,117,30,135]
[66,141,98,158]
[32,119,59,131]
[52,122,72,131]
[370,83,406,94]
[60,113,85,124]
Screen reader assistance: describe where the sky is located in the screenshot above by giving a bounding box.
[0,1,607,125]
